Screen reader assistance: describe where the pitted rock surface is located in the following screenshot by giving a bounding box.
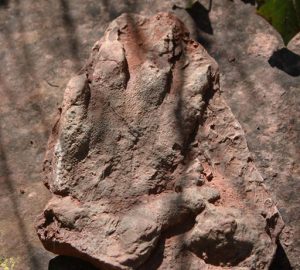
[36,13,284,269]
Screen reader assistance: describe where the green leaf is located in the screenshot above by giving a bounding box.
[256,0,300,45]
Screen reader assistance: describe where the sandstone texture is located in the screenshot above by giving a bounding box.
[36,13,284,269]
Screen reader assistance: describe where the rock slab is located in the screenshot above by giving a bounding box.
[36,13,284,269]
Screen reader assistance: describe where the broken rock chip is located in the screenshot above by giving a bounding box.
[36,13,284,269]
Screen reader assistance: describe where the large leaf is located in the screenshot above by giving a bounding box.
[257,0,300,45]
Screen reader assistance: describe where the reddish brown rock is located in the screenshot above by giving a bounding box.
[36,13,284,269]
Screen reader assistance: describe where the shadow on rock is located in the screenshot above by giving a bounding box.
[48,256,98,270]
[0,0,8,7]
[268,48,300,77]
[269,242,292,270]
[186,1,213,35]
[190,238,253,266]
[241,0,255,5]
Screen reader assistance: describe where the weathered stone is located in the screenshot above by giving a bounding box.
[36,12,283,269]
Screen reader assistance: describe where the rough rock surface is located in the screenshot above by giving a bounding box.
[36,13,284,269]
